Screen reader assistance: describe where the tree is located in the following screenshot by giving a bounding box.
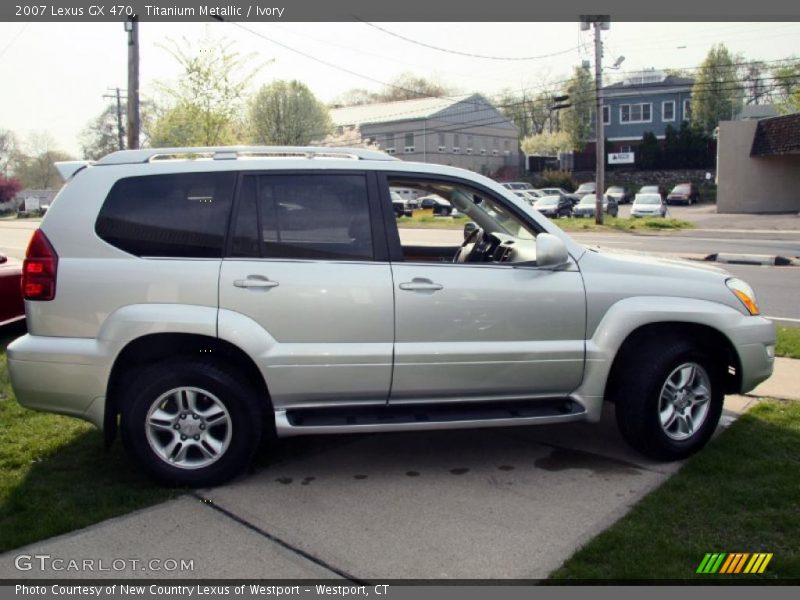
[80,104,124,160]
[376,72,451,102]
[248,80,332,145]
[0,176,22,203]
[10,133,74,189]
[0,129,17,178]
[330,88,379,108]
[691,44,744,133]
[150,35,263,147]
[560,65,594,150]
[771,58,800,114]
[520,131,571,156]
[498,86,558,138]
[636,132,661,170]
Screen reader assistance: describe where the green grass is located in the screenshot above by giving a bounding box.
[395,211,694,233]
[396,213,471,229]
[776,326,800,359]
[556,215,694,232]
[0,327,177,552]
[551,400,800,580]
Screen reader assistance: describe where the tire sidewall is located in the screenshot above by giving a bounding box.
[121,361,262,486]
[639,348,724,458]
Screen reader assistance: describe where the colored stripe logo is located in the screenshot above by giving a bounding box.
[697,553,772,574]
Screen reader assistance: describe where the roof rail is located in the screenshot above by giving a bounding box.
[94,146,398,165]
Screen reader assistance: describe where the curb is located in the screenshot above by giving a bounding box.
[705,253,800,267]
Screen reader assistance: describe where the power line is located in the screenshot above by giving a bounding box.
[0,23,29,61]
[359,21,582,61]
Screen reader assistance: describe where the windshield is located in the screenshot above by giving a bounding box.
[579,194,599,205]
[635,194,661,205]
[672,184,690,193]
[576,183,594,192]
[607,187,623,193]
[640,186,658,193]
[536,196,558,206]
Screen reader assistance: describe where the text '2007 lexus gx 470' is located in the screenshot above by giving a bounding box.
[8,147,775,486]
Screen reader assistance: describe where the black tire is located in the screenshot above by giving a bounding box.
[120,360,263,487]
[612,336,724,461]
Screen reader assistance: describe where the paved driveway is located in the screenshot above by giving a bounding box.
[0,397,754,580]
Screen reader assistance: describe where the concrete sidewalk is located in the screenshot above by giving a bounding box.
[1,358,796,580]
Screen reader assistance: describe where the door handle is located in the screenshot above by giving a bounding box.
[234,277,280,289]
[399,278,443,292]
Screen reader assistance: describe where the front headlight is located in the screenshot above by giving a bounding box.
[726,278,760,315]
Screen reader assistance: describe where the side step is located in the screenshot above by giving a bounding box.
[275,399,586,437]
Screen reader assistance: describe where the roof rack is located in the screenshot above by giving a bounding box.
[94,146,398,166]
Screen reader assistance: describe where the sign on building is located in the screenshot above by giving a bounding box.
[608,152,635,165]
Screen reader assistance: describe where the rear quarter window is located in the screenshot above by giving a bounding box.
[96,172,236,257]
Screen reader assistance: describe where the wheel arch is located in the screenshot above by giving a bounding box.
[604,321,742,404]
[104,332,272,447]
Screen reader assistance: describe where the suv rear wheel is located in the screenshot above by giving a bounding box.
[613,337,724,460]
[120,360,263,486]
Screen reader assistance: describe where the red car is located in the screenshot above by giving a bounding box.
[0,254,25,327]
[666,182,699,206]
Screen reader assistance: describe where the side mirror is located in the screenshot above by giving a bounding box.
[536,233,570,269]
[0,255,7,265]
[463,222,478,240]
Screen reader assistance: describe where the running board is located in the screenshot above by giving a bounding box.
[274,399,586,437]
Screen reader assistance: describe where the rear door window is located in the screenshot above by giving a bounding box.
[230,173,374,261]
[96,172,236,258]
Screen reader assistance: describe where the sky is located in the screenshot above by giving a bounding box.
[0,20,799,157]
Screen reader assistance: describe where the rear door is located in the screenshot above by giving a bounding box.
[218,171,395,409]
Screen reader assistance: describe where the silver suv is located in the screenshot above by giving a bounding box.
[8,147,775,486]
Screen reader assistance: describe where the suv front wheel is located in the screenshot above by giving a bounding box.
[613,337,724,460]
[120,360,263,487]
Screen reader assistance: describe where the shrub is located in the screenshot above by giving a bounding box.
[534,169,576,192]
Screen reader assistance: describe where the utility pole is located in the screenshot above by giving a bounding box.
[103,88,126,150]
[125,16,140,150]
[581,15,609,224]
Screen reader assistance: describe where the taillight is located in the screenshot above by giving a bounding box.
[22,229,58,301]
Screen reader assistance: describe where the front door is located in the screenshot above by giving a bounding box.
[382,174,587,404]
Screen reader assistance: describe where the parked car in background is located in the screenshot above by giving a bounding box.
[667,182,699,205]
[0,254,25,328]
[566,182,596,206]
[538,187,572,197]
[605,186,634,205]
[515,190,544,204]
[418,194,456,216]
[391,190,413,217]
[533,195,573,219]
[631,193,668,218]
[638,185,664,198]
[572,194,618,218]
[573,182,596,198]
[501,182,534,191]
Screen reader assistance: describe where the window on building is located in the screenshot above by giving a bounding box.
[453,134,461,152]
[404,133,415,152]
[620,103,652,124]
[603,105,611,125]
[683,99,692,121]
[384,133,395,153]
[438,133,446,152]
[662,101,675,122]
